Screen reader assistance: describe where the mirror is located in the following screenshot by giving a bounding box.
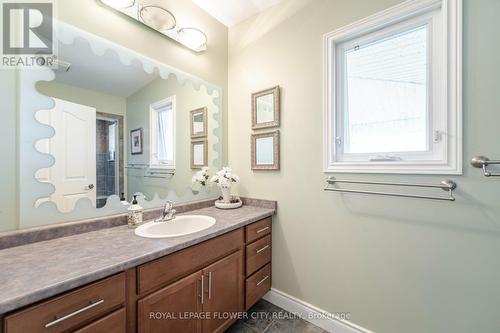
[13,22,223,229]
[191,140,208,169]
[252,86,280,129]
[190,107,207,138]
[251,131,280,170]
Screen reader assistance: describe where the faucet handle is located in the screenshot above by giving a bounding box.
[164,200,174,212]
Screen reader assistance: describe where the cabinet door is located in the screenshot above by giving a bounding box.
[138,270,203,333]
[202,250,244,333]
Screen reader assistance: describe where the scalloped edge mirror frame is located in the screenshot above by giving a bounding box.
[17,21,223,229]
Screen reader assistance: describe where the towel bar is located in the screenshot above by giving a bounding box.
[325,177,457,201]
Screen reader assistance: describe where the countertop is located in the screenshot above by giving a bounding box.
[0,205,274,314]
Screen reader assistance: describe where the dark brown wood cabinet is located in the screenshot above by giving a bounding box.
[2,217,272,333]
[201,251,244,333]
[138,270,203,333]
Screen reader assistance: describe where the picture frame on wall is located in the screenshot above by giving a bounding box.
[252,86,280,130]
[130,128,143,155]
[251,130,280,170]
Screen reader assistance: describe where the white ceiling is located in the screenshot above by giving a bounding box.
[55,38,158,98]
[191,0,281,27]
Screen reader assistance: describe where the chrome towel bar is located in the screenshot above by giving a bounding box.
[471,156,500,177]
[325,177,457,201]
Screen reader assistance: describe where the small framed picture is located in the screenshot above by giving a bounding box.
[252,86,280,130]
[130,128,143,155]
[191,140,208,169]
[251,130,280,170]
[190,107,208,138]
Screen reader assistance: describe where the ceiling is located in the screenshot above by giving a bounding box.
[55,38,158,98]
[191,0,282,27]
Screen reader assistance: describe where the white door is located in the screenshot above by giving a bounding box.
[35,98,96,212]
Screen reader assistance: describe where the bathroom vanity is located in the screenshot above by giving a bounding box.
[0,203,274,333]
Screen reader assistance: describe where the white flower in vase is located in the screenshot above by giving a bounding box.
[192,167,210,188]
[210,167,240,203]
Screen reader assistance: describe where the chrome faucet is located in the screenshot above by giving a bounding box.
[155,200,176,223]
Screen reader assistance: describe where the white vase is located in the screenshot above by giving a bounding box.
[221,187,231,203]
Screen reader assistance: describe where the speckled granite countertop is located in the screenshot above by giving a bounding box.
[0,205,274,314]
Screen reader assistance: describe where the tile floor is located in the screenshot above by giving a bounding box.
[225,300,328,333]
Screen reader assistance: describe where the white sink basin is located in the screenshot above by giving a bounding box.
[134,215,216,238]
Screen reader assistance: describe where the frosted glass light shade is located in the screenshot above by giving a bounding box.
[101,0,135,9]
[140,5,176,31]
[177,28,207,51]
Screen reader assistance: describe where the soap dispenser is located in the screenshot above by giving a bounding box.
[127,195,143,228]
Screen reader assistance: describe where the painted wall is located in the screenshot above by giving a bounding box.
[37,81,127,117]
[228,0,500,332]
[0,71,19,232]
[57,0,228,162]
[126,75,220,199]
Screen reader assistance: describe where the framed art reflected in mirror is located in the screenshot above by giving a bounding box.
[190,107,207,138]
[252,86,280,130]
[251,130,280,170]
[191,140,208,169]
[130,128,144,155]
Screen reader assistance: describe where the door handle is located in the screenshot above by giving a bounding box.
[85,184,95,190]
[200,274,204,304]
[208,272,212,300]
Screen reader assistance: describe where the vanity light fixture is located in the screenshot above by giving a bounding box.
[99,0,207,52]
[101,0,135,9]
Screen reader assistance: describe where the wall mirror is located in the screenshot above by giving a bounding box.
[251,131,280,170]
[190,107,208,138]
[252,86,280,129]
[191,140,208,169]
[12,22,223,230]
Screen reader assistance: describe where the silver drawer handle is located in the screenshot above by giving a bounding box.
[256,245,270,254]
[200,274,205,305]
[208,272,212,300]
[256,226,270,234]
[44,299,104,328]
[256,275,269,286]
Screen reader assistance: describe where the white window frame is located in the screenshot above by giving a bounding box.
[323,0,462,174]
[149,96,176,170]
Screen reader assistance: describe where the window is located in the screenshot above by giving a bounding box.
[150,96,176,169]
[324,0,461,174]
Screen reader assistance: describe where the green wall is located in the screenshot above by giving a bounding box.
[228,0,500,332]
[126,75,220,199]
[0,71,19,232]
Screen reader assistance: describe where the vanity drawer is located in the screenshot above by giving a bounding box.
[246,235,271,276]
[73,308,126,333]
[245,217,271,243]
[4,273,125,333]
[138,228,244,294]
[246,264,271,310]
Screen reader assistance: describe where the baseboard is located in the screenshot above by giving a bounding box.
[263,288,374,333]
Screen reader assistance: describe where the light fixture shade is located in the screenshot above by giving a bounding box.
[140,5,176,32]
[178,28,207,51]
[101,0,135,9]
